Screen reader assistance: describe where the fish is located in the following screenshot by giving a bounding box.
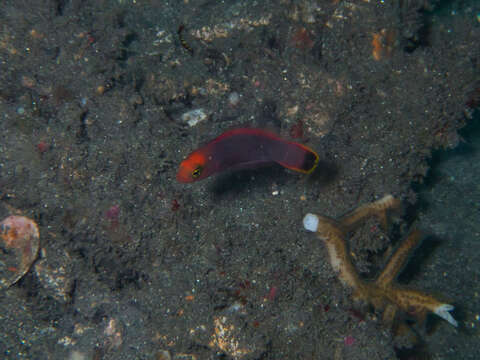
[176,128,319,183]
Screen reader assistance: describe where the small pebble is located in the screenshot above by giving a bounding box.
[96,85,106,95]
[68,351,86,360]
[228,92,241,107]
[21,75,36,88]
[181,108,208,127]
[130,94,143,106]
[344,335,355,346]
[105,205,120,221]
[37,141,49,153]
[156,350,171,360]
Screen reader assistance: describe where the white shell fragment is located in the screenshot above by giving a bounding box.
[303,213,319,232]
[181,108,208,127]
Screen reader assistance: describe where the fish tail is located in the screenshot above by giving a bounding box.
[276,143,319,174]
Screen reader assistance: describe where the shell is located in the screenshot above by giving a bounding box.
[0,215,40,288]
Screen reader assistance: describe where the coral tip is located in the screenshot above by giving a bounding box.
[303,213,319,232]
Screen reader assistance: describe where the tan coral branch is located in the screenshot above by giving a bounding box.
[303,195,458,330]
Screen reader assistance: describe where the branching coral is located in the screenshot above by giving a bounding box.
[303,195,457,332]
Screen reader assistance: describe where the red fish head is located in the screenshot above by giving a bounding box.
[176,151,208,183]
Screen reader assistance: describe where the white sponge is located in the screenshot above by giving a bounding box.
[303,213,319,232]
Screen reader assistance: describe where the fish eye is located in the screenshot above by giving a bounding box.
[192,166,203,179]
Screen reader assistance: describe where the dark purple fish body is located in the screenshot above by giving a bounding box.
[177,128,319,183]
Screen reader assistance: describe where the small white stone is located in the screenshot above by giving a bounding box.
[303,213,319,232]
[181,108,208,127]
[69,351,86,360]
[228,92,241,106]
